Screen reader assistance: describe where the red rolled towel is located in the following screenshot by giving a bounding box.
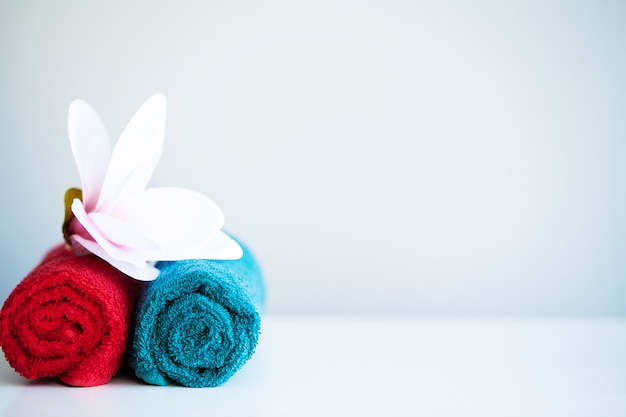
[0,244,141,386]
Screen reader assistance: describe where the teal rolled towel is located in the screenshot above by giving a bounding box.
[129,239,265,387]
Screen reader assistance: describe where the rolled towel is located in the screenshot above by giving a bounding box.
[130,238,265,387]
[0,244,141,387]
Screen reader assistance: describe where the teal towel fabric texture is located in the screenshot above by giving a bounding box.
[129,239,265,387]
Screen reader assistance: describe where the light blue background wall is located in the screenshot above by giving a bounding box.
[1,0,625,315]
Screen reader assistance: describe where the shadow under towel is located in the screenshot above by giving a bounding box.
[0,244,141,387]
[129,238,265,387]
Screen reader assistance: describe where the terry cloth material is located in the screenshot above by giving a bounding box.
[129,238,265,387]
[0,244,141,387]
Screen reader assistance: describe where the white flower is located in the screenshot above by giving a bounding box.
[64,93,242,281]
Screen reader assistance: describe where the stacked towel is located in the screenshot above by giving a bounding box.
[0,244,141,387]
[130,238,265,387]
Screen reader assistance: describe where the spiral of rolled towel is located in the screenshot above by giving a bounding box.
[129,237,265,387]
[0,244,141,386]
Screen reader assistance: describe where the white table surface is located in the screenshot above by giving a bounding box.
[1,316,625,417]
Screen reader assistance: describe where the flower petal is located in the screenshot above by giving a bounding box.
[96,93,166,213]
[67,99,112,211]
[71,198,147,268]
[71,235,160,281]
[89,212,160,252]
[177,230,243,261]
[113,187,227,260]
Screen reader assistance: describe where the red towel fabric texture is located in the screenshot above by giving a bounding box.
[0,244,141,386]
